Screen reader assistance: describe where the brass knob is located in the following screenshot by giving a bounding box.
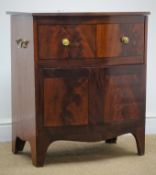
[16,38,29,48]
[62,38,70,46]
[121,36,130,44]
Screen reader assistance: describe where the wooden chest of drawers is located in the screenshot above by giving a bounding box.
[9,12,149,167]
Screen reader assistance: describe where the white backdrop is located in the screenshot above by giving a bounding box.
[0,0,156,141]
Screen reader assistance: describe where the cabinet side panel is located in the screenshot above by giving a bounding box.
[11,15,36,142]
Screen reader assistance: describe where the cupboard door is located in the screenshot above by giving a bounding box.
[41,68,89,127]
[102,65,145,123]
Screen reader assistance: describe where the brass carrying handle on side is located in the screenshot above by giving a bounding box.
[16,38,29,48]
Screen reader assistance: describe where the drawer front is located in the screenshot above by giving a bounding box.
[41,68,89,127]
[38,25,96,59]
[97,23,144,58]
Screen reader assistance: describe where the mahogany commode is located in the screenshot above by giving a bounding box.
[9,12,149,166]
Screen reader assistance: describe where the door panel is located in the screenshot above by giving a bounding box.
[42,68,89,127]
[102,65,145,123]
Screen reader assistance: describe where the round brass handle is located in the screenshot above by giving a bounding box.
[121,36,130,44]
[62,38,70,46]
[16,38,29,48]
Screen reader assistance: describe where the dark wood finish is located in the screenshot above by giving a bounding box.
[132,126,145,155]
[38,56,144,68]
[102,65,145,123]
[9,12,149,167]
[43,69,89,127]
[97,23,144,58]
[38,25,96,59]
[105,137,117,144]
[12,137,26,153]
[35,16,145,25]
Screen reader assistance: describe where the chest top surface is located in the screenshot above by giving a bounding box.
[7,11,150,16]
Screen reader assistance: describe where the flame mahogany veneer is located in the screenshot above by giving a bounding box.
[9,12,149,167]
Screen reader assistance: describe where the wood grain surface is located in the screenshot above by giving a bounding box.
[10,12,149,166]
[97,23,144,57]
[38,25,96,59]
[43,70,89,126]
